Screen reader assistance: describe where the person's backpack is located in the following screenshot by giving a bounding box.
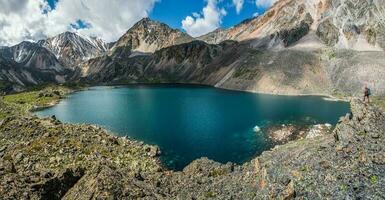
[368,88,371,96]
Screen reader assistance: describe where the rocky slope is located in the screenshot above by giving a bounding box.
[0,42,71,92]
[83,39,385,96]
[199,0,385,51]
[1,87,384,199]
[83,40,243,84]
[81,0,385,96]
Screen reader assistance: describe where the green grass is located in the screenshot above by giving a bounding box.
[205,191,217,198]
[0,86,71,115]
[209,168,227,177]
[324,48,336,60]
[339,184,348,192]
[3,86,71,112]
[0,112,6,120]
[372,97,385,112]
[370,175,378,185]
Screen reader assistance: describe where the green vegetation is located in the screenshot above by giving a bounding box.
[370,175,378,185]
[3,86,71,112]
[209,168,228,177]
[300,165,310,172]
[365,28,377,45]
[324,48,336,60]
[205,191,217,198]
[0,111,6,120]
[339,184,348,192]
[234,67,261,80]
[372,97,385,112]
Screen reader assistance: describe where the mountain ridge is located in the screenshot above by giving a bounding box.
[1,0,385,96]
[38,32,108,70]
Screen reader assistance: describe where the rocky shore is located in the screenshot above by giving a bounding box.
[266,123,333,143]
[0,87,384,199]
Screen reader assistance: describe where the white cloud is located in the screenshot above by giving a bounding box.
[0,0,158,46]
[232,0,244,14]
[255,0,277,8]
[182,0,227,37]
[0,0,49,45]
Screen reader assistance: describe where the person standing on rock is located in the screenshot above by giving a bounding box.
[363,86,371,103]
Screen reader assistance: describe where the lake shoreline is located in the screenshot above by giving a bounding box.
[33,84,350,170]
[2,85,384,198]
[87,82,350,101]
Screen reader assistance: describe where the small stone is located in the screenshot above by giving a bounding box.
[135,172,144,181]
[0,146,6,152]
[15,153,23,162]
[370,132,380,139]
[146,146,161,157]
[282,180,295,200]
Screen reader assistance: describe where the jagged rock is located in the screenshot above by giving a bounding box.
[306,124,332,139]
[31,168,84,200]
[278,13,313,47]
[282,180,296,200]
[269,125,296,142]
[317,19,340,46]
[146,146,161,157]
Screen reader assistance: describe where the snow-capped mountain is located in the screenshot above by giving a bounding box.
[38,32,108,69]
[0,41,70,92]
[2,0,385,95]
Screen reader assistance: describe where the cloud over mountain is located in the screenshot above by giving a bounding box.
[255,0,277,8]
[181,0,227,37]
[0,0,157,46]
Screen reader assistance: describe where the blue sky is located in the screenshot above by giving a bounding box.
[150,0,267,29]
[46,0,269,32]
[0,0,274,45]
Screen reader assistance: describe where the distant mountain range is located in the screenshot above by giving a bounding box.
[1,0,385,95]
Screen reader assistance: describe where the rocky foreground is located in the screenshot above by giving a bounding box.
[0,89,384,199]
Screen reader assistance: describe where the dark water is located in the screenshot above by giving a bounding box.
[35,85,350,170]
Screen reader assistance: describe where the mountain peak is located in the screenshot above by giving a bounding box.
[112,17,193,53]
[39,31,108,69]
[54,31,81,40]
[137,17,151,23]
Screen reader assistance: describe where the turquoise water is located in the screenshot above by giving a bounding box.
[35,85,350,170]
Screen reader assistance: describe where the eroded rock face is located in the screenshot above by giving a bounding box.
[199,0,385,51]
[317,19,340,46]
